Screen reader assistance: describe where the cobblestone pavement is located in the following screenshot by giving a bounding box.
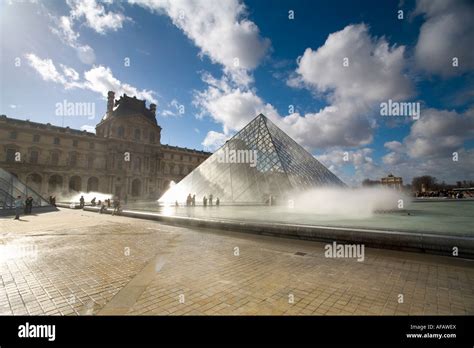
[0,209,473,315]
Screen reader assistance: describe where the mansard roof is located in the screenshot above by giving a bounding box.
[103,94,158,126]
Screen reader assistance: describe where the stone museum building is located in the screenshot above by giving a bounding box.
[0,91,211,200]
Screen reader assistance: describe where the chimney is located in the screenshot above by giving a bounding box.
[107,91,115,116]
[149,103,156,116]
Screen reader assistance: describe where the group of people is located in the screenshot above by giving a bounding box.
[180,193,220,207]
[13,195,34,220]
[78,195,121,214]
[414,190,467,199]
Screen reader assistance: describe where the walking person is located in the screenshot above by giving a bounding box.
[203,195,208,207]
[79,195,85,208]
[14,195,22,220]
[209,194,213,206]
[24,197,29,215]
[186,194,192,206]
[112,198,121,216]
[26,197,33,214]
[192,194,196,206]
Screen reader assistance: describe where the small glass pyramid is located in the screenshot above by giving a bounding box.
[0,168,50,209]
[160,114,345,204]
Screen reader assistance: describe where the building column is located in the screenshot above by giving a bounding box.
[63,175,70,193]
[126,176,131,195]
[40,174,48,197]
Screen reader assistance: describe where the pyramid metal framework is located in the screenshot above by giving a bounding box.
[160,114,345,204]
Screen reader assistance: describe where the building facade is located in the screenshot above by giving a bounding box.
[0,92,211,200]
[381,174,403,190]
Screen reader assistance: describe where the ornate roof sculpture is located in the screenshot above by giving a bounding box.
[101,91,158,125]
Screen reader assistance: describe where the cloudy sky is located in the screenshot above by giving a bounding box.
[1,0,473,185]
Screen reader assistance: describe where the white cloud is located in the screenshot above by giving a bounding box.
[202,130,229,151]
[382,152,403,165]
[290,23,413,104]
[381,149,474,184]
[25,53,157,104]
[160,99,184,117]
[278,103,374,148]
[50,15,96,64]
[405,108,474,158]
[128,0,270,86]
[384,141,403,152]
[161,110,176,117]
[68,0,128,34]
[194,23,413,149]
[379,107,474,183]
[282,23,414,148]
[194,75,373,149]
[413,0,474,77]
[49,0,127,64]
[315,148,385,186]
[194,73,278,134]
[83,66,157,104]
[60,64,79,81]
[25,53,67,85]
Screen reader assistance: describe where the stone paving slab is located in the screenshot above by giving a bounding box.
[0,209,473,315]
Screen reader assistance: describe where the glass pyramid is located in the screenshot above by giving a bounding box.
[0,168,50,209]
[159,114,345,205]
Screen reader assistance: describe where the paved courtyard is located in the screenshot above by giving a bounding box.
[0,209,473,315]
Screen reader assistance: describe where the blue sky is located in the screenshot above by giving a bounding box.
[1,0,473,185]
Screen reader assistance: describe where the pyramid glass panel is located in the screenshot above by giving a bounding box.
[0,168,50,209]
[159,114,345,205]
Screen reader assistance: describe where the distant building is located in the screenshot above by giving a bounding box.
[381,174,403,189]
[0,92,211,200]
